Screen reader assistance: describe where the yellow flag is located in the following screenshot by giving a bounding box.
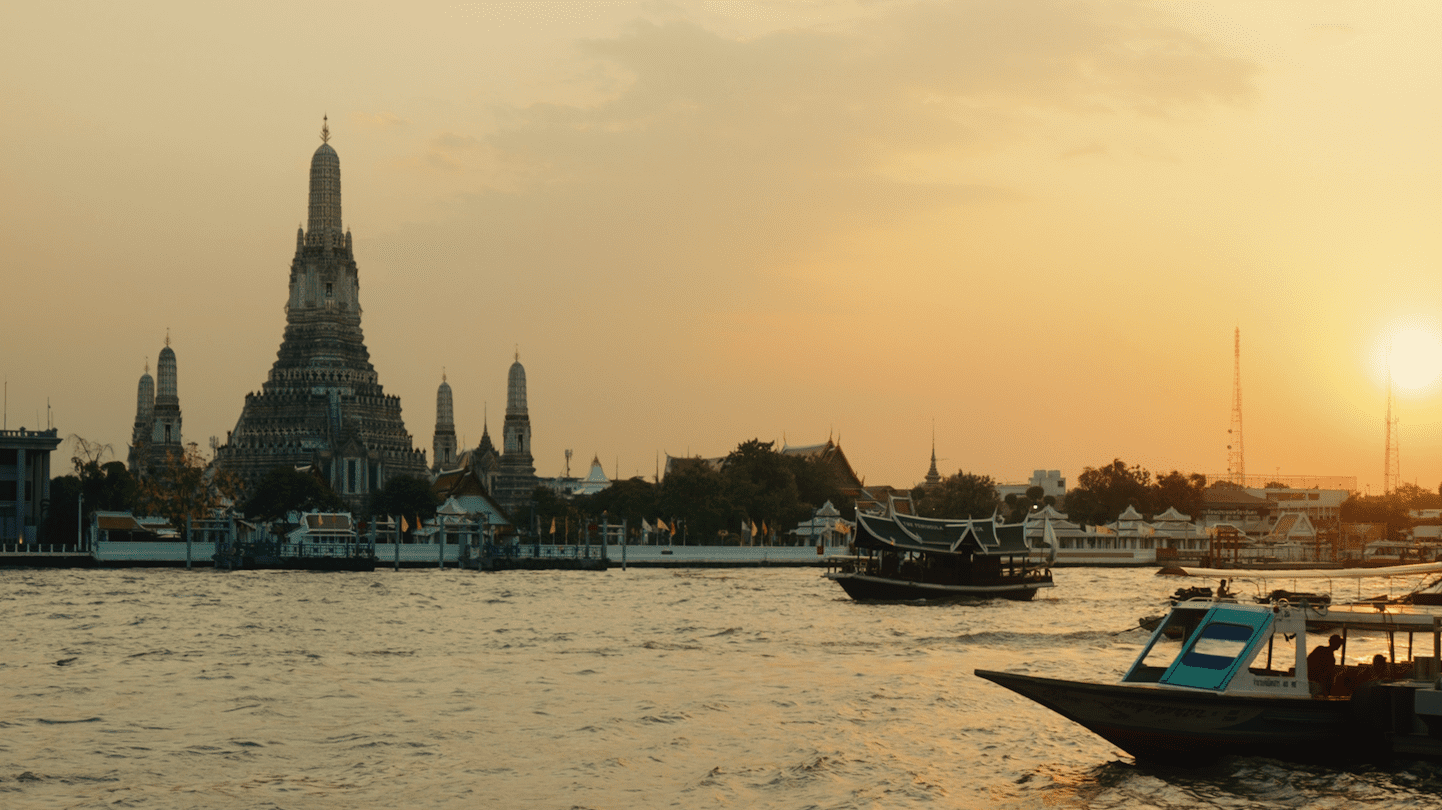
[657,518,670,533]
[549,517,556,534]
[401,516,410,532]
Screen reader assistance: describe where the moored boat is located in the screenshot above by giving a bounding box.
[978,598,1442,765]
[824,510,1054,601]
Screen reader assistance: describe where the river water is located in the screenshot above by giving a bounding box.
[4,566,1442,809]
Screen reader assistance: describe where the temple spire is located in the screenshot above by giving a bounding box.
[321,114,330,143]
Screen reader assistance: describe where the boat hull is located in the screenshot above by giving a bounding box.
[974,669,1360,764]
[827,572,1049,601]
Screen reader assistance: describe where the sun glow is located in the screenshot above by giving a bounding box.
[1376,322,1442,392]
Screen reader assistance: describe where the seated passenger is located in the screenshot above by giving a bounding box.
[1307,634,1343,696]
[1368,653,1390,682]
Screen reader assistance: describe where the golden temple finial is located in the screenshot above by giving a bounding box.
[321,114,330,144]
[442,367,447,383]
[165,328,170,348]
[514,345,519,362]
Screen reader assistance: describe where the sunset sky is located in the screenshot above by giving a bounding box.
[6,0,1442,496]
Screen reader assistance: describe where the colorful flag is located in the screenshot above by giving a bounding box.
[657,518,670,533]
[549,517,556,535]
[401,516,410,532]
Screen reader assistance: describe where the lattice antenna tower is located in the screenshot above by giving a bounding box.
[1227,327,1245,485]
[1384,349,1400,494]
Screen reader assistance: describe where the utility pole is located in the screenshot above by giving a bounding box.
[1227,327,1245,486]
[1384,354,1400,495]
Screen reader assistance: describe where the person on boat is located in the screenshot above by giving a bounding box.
[1217,579,1230,598]
[1368,653,1390,682]
[1307,634,1343,696]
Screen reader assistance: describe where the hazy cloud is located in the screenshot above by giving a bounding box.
[443,0,1255,280]
[352,111,409,129]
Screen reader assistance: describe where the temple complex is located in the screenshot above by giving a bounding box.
[215,119,427,510]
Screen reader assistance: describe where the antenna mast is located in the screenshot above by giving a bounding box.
[1227,327,1245,485]
[1384,352,1400,494]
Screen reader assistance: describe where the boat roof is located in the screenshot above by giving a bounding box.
[1163,561,1442,580]
[855,511,1031,556]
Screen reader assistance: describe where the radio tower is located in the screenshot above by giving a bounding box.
[1384,353,1400,494]
[1227,327,1245,485]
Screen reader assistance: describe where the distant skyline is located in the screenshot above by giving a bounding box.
[6,1,1442,494]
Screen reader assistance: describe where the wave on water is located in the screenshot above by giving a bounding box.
[951,629,1139,647]
[1003,755,1442,809]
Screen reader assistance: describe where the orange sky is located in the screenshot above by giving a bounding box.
[5,0,1442,495]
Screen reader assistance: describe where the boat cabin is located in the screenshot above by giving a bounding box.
[850,511,1046,586]
[1125,601,1311,697]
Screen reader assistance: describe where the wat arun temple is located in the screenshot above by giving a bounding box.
[213,119,428,509]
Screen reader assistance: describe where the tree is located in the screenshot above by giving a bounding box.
[786,453,853,518]
[575,477,661,537]
[1063,460,1152,527]
[913,471,1001,519]
[134,443,242,536]
[242,465,347,520]
[44,436,141,544]
[658,457,731,543]
[1341,493,1413,541]
[1392,482,1442,510]
[721,439,805,536]
[1152,471,1207,520]
[533,485,580,541]
[368,475,440,526]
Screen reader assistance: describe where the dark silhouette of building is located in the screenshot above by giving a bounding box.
[215,119,427,510]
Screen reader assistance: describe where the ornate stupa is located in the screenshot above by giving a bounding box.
[490,352,537,520]
[127,335,185,476]
[432,373,457,473]
[215,119,427,508]
[126,361,156,473]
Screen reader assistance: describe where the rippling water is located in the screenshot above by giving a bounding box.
[4,566,1442,809]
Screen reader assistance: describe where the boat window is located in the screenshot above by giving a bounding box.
[1181,622,1253,670]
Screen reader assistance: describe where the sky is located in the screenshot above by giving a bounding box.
[5,0,1442,496]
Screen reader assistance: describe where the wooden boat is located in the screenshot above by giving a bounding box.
[978,599,1442,765]
[824,511,1053,601]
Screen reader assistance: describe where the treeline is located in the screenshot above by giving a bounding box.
[532,439,852,543]
[1339,483,1442,540]
[42,437,442,543]
[1060,460,1210,527]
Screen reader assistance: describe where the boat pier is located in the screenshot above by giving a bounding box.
[2,515,833,571]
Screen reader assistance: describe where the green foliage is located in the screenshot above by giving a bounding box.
[1064,460,1151,526]
[721,439,805,535]
[43,438,140,544]
[786,453,853,519]
[135,443,242,535]
[533,485,580,539]
[368,475,440,524]
[1063,461,1206,526]
[574,477,660,535]
[1152,471,1208,522]
[913,471,1001,519]
[242,465,347,520]
[1391,482,1442,510]
[559,440,857,545]
[658,457,731,542]
[1341,484,1440,541]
